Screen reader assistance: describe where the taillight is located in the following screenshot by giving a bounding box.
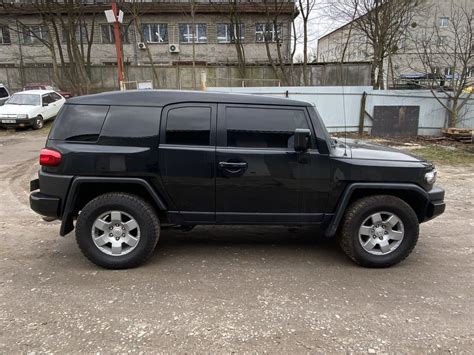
[39,148,62,166]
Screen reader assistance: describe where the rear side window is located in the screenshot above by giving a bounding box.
[42,94,53,105]
[50,92,62,101]
[226,106,309,149]
[49,104,109,142]
[166,106,211,146]
[100,106,160,139]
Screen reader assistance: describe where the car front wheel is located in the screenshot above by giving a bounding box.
[76,193,160,269]
[32,115,43,130]
[339,195,419,268]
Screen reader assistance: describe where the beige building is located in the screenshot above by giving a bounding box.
[0,1,296,67]
[316,0,474,88]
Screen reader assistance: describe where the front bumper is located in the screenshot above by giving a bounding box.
[0,117,35,128]
[424,185,445,221]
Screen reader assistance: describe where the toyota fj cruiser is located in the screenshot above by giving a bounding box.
[30,90,445,269]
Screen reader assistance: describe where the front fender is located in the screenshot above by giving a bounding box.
[324,182,430,238]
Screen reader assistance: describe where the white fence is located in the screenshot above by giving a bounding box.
[207,86,474,135]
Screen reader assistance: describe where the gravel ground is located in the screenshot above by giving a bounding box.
[0,131,473,353]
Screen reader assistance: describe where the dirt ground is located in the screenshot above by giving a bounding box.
[0,130,473,353]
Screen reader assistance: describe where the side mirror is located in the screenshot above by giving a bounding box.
[43,102,48,107]
[294,128,311,152]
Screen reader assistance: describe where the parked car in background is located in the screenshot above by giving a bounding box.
[0,83,11,106]
[0,90,66,129]
[23,83,73,99]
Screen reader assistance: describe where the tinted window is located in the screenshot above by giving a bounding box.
[49,104,109,142]
[50,92,62,101]
[101,106,160,139]
[166,107,211,146]
[226,107,309,148]
[0,87,8,98]
[42,94,53,105]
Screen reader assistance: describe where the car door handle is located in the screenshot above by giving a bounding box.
[218,162,248,169]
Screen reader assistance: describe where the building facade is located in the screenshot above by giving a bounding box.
[316,0,473,88]
[0,1,297,67]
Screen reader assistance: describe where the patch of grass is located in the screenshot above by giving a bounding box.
[405,145,474,166]
[0,121,52,137]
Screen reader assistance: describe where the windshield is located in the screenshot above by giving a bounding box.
[6,94,40,106]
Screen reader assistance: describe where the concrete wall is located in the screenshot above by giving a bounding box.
[0,62,372,92]
[207,86,474,135]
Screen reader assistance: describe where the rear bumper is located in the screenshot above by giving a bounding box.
[424,185,445,221]
[30,190,61,218]
[29,171,73,219]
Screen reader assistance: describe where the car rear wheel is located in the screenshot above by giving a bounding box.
[338,195,419,268]
[76,193,160,269]
[32,115,43,130]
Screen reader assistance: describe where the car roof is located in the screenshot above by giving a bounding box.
[17,89,55,95]
[66,90,311,107]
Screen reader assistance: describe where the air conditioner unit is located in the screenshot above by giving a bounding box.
[169,44,180,53]
[137,42,147,50]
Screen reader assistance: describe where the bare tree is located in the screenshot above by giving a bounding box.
[297,0,318,85]
[261,0,293,85]
[1,0,100,95]
[122,0,161,86]
[328,0,424,89]
[409,1,473,127]
[210,0,247,79]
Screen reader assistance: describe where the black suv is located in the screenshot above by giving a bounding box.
[30,90,445,269]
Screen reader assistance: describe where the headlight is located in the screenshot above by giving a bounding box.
[425,170,437,185]
[17,114,28,119]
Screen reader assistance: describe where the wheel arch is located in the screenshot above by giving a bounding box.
[60,177,167,236]
[325,183,429,238]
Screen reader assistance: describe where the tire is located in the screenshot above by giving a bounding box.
[338,195,419,268]
[32,115,44,130]
[76,193,160,269]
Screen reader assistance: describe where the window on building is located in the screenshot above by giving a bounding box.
[437,35,448,47]
[444,67,454,76]
[439,17,449,28]
[255,23,282,43]
[22,25,49,45]
[63,24,88,43]
[179,24,207,43]
[217,23,245,43]
[468,67,474,78]
[142,23,168,43]
[398,37,406,50]
[0,26,11,44]
[166,106,211,146]
[101,24,129,44]
[226,107,309,149]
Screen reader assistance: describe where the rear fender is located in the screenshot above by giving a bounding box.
[60,177,167,236]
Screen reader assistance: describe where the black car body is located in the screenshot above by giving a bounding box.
[0,84,10,106]
[30,90,445,269]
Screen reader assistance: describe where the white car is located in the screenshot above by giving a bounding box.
[0,90,66,130]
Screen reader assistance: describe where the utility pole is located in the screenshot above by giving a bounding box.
[105,1,124,90]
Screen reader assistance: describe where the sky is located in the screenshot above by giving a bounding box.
[292,0,344,60]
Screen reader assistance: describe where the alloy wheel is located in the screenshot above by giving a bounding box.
[91,210,141,256]
[358,211,405,255]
